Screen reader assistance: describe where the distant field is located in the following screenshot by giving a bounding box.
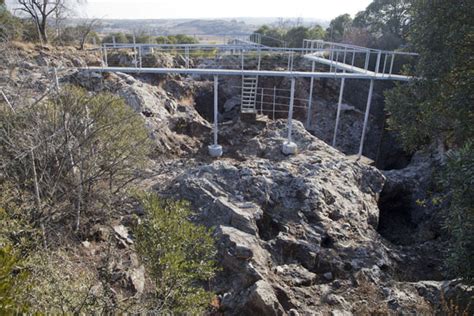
[67,17,328,36]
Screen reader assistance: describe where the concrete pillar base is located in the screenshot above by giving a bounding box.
[208,144,223,157]
[281,141,298,155]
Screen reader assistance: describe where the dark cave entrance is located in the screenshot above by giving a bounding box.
[256,212,281,241]
[194,85,216,122]
[377,187,418,245]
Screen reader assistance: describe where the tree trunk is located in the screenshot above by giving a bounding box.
[40,17,48,43]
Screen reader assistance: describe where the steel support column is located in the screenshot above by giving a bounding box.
[358,79,374,159]
[332,76,346,147]
[209,75,223,157]
[282,77,298,155]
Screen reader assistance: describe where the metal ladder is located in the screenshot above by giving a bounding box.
[241,76,259,113]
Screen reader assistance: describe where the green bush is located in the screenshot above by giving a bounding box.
[0,245,29,313]
[0,182,33,313]
[0,85,151,231]
[254,24,325,48]
[102,32,128,44]
[25,250,114,314]
[135,193,217,314]
[385,0,473,283]
[0,4,23,41]
[443,142,474,284]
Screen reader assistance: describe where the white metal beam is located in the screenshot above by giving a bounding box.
[82,66,413,81]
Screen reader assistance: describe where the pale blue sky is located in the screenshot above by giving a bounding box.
[6,0,373,20]
[81,0,372,20]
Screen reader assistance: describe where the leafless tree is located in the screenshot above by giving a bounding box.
[77,18,99,50]
[16,0,80,43]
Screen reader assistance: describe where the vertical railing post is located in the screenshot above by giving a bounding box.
[185,46,190,68]
[139,46,142,69]
[375,51,381,75]
[100,44,104,67]
[133,34,137,68]
[104,45,108,67]
[351,49,356,71]
[208,75,223,157]
[290,52,295,71]
[272,86,276,120]
[306,61,316,128]
[364,50,370,73]
[260,87,264,114]
[358,79,374,159]
[389,53,395,75]
[257,48,261,71]
[287,51,291,71]
[332,76,346,147]
[330,45,334,72]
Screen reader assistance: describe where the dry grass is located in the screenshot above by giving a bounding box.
[9,40,36,52]
[440,289,473,316]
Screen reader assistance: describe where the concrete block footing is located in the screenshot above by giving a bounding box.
[208,144,223,157]
[282,141,298,155]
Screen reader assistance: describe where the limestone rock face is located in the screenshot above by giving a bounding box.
[141,111,469,314]
[4,43,470,314]
[154,119,419,314]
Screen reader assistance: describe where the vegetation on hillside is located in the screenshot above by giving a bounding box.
[253,24,325,47]
[0,1,24,41]
[0,85,218,313]
[326,1,412,49]
[385,0,473,283]
[135,194,217,314]
[0,0,473,311]
[102,32,199,45]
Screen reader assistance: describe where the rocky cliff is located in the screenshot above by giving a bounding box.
[2,43,472,314]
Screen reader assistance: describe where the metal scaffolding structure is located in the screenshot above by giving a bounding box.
[82,34,418,159]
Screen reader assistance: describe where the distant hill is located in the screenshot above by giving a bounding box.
[67,17,329,36]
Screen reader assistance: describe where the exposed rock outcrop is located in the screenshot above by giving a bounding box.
[3,43,471,314]
[145,118,441,314]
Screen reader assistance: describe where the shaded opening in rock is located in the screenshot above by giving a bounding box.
[274,286,296,311]
[321,234,334,248]
[377,187,417,245]
[193,85,229,123]
[193,87,215,122]
[256,212,280,241]
[142,110,153,117]
[375,127,413,170]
